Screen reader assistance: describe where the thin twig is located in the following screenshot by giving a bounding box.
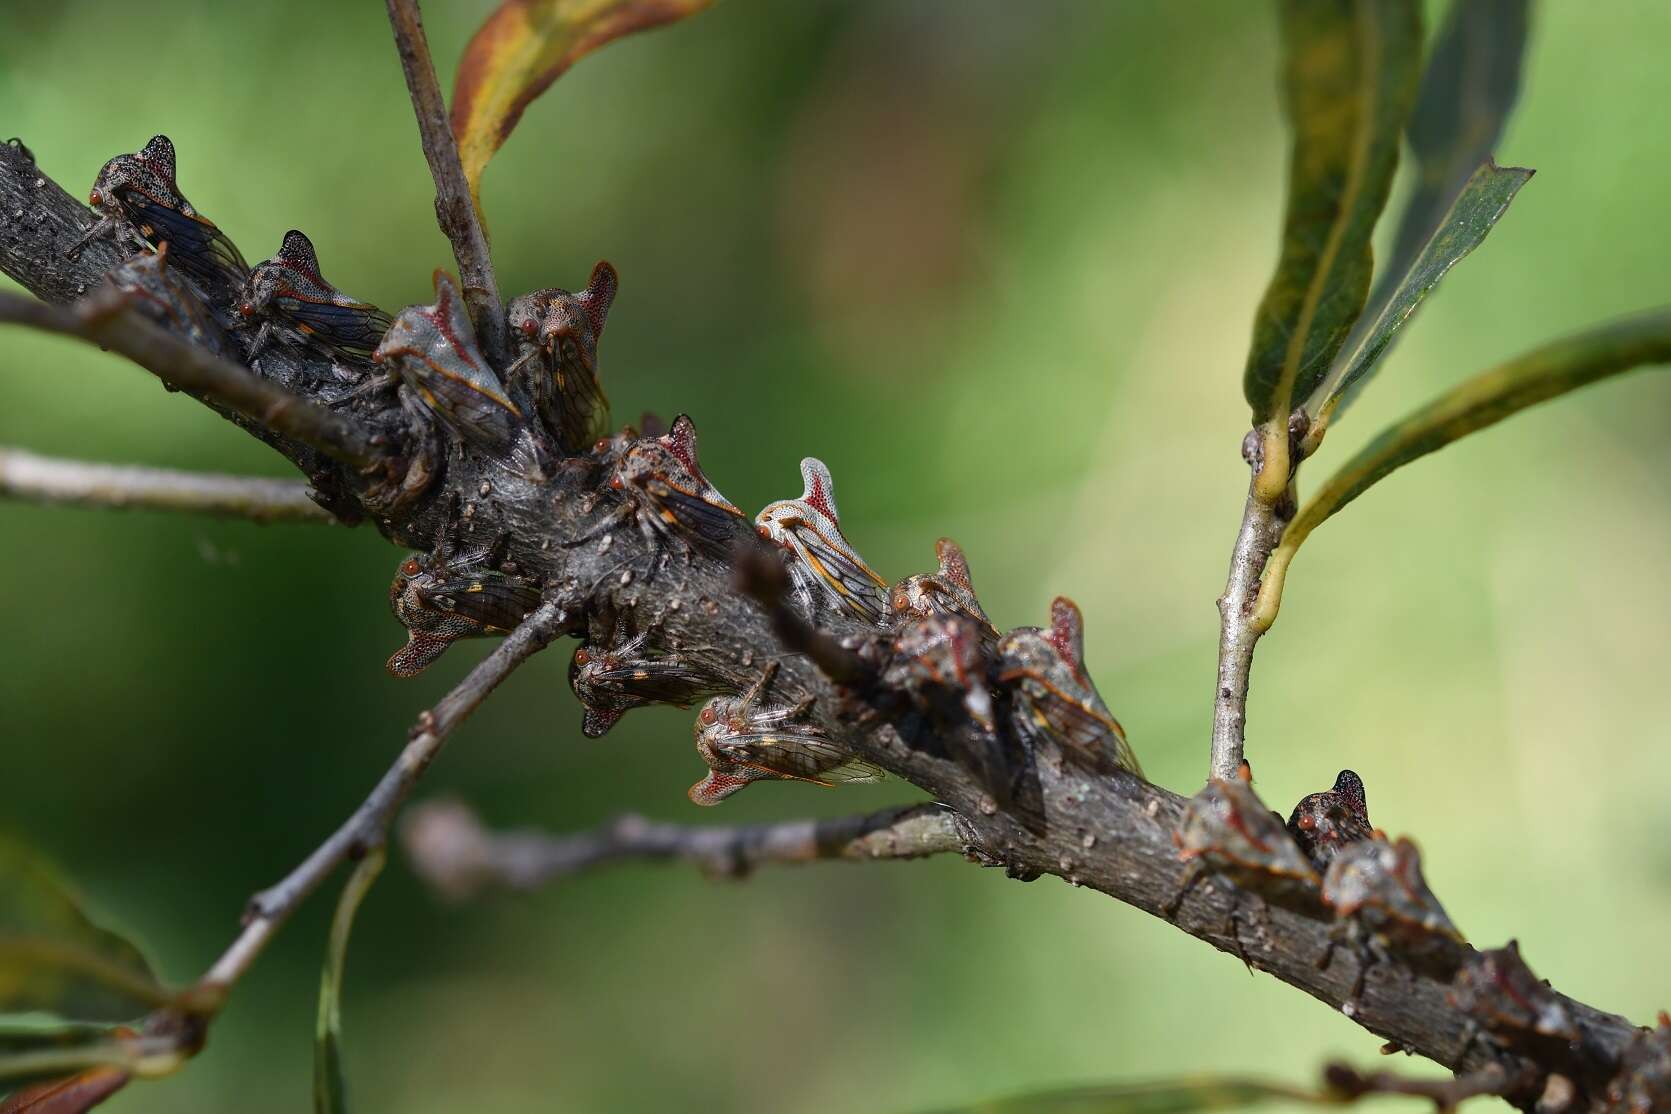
[0,446,336,524]
[0,289,386,473]
[1323,1061,1534,1110]
[400,799,966,898]
[1209,430,1292,782]
[190,602,565,1007]
[385,0,509,368]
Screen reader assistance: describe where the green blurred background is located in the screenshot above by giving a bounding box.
[3,1,1668,1110]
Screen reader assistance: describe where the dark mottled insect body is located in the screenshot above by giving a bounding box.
[69,135,249,296]
[756,457,888,624]
[386,553,541,678]
[996,597,1141,776]
[1603,1013,1671,1114]
[689,670,883,805]
[1286,769,1374,869]
[611,414,746,556]
[1175,774,1319,898]
[1322,836,1463,955]
[239,230,392,363]
[567,632,726,738]
[889,615,995,731]
[374,270,524,452]
[108,246,232,359]
[890,538,1000,651]
[506,261,617,452]
[1448,940,1579,1059]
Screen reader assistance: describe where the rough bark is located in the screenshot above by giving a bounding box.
[0,137,1650,1113]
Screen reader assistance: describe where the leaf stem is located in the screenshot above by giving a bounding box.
[1210,429,1294,782]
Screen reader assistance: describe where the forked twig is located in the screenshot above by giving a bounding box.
[192,601,565,1005]
[0,446,336,524]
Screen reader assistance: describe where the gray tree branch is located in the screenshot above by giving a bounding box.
[1,133,1651,1113]
[0,446,334,523]
[385,0,509,367]
[399,799,968,899]
[0,288,386,474]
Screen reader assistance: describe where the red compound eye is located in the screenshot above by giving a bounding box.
[700,707,717,726]
[88,190,102,207]
[520,319,537,336]
[574,648,590,666]
[238,303,255,319]
[400,559,421,576]
[608,475,623,490]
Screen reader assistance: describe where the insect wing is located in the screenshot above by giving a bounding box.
[713,733,885,787]
[787,522,887,621]
[416,577,540,632]
[550,342,609,451]
[589,658,716,706]
[124,190,249,293]
[647,478,746,551]
[279,296,393,359]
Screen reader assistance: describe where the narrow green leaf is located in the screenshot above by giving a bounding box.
[314,848,385,1114]
[1255,308,1671,629]
[922,1077,1328,1114]
[1242,0,1423,424]
[1305,158,1532,424]
[1375,0,1530,309]
[0,841,167,1025]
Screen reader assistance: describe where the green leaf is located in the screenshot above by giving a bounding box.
[922,1078,1326,1114]
[1374,0,1530,312]
[1304,158,1532,425]
[1254,307,1671,630]
[0,842,178,1097]
[0,841,167,1025]
[314,848,385,1114]
[1242,0,1423,425]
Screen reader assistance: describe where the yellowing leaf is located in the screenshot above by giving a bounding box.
[451,0,715,209]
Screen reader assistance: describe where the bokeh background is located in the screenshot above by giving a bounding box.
[3,1,1669,1111]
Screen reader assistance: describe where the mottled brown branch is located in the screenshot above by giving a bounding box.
[191,602,565,1006]
[399,799,967,899]
[0,446,334,523]
[385,0,509,368]
[0,288,386,473]
[1,134,1651,1114]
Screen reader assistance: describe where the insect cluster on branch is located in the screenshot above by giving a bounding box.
[64,133,1151,815]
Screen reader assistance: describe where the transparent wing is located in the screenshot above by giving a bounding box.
[280,298,393,359]
[126,191,249,293]
[716,733,886,786]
